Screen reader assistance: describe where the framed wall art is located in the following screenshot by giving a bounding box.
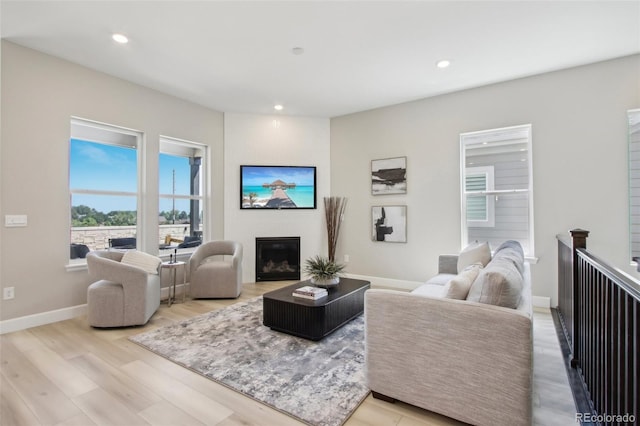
[371,156,407,195]
[371,205,407,243]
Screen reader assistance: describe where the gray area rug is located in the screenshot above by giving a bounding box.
[129,297,368,426]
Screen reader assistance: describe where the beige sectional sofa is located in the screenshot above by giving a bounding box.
[364,241,533,426]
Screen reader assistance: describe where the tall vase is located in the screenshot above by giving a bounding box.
[324,196,348,262]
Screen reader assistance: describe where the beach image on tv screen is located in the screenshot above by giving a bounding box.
[241,166,315,209]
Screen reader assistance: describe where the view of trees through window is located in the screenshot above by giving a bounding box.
[158,137,205,249]
[71,204,136,227]
[159,153,194,226]
[69,118,206,260]
[69,128,139,255]
[69,119,206,259]
[69,118,206,259]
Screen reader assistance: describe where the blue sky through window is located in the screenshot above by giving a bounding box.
[159,153,191,196]
[70,139,137,193]
[70,139,193,213]
[70,139,136,212]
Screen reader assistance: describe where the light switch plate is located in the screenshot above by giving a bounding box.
[5,215,27,227]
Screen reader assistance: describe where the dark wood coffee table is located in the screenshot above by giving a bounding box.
[262,278,370,341]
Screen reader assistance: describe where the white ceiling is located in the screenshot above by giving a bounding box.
[2,1,639,118]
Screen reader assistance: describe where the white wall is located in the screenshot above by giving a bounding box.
[224,114,331,283]
[0,41,224,322]
[2,39,637,326]
[331,55,640,306]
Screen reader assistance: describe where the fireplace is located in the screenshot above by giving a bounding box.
[256,237,301,281]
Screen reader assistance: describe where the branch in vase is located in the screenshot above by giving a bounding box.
[324,196,348,262]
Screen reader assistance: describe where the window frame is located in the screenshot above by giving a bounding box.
[158,135,207,255]
[460,124,535,258]
[68,117,145,268]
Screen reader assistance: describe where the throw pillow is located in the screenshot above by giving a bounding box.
[121,250,162,274]
[493,240,525,275]
[443,263,482,300]
[457,241,491,273]
[466,257,523,308]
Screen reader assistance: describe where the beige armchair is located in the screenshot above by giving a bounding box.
[86,251,161,327]
[189,240,243,298]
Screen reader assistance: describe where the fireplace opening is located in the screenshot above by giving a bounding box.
[256,237,300,281]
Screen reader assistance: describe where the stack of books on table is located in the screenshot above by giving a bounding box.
[292,285,328,300]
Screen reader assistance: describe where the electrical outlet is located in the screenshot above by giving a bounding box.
[344,254,350,263]
[3,287,15,300]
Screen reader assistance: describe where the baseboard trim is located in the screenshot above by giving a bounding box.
[0,283,192,335]
[0,304,88,335]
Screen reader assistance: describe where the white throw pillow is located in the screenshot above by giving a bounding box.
[466,258,523,309]
[457,241,491,273]
[443,264,482,299]
[121,250,162,274]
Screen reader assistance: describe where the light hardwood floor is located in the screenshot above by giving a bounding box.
[1,281,576,426]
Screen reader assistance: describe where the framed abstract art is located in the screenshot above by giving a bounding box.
[371,157,407,195]
[371,205,407,243]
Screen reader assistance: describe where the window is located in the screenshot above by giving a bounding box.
[159,136,206,254]
[465,166,495,227]
[69,118,143,262]
[460,124,534,257]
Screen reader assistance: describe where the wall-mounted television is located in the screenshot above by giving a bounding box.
[240,165,317,209]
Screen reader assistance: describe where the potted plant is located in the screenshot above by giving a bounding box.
[304,255,345,288]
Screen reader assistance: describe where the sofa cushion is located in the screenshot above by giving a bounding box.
[425,273,457,286]
[121,250,162,274]
[466,257,523,308]
[443,264,482,300]
[457,241,491,273]
[411,284,446,298]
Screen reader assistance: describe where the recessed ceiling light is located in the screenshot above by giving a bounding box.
[112,33,129,44]
[274,104,283,111]
[436,59,450,69]
[292,47,304,56]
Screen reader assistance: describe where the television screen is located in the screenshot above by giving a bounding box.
[240,165,317,209]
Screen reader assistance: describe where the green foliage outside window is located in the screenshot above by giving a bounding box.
[71,205,137,227]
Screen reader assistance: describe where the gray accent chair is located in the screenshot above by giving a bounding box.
[86,251,161,327]
[189,240,243,298]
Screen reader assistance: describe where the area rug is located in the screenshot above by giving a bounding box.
[129,297,368,426]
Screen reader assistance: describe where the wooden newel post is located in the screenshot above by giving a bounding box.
[569,228,589,368]
[570,228,589,251]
